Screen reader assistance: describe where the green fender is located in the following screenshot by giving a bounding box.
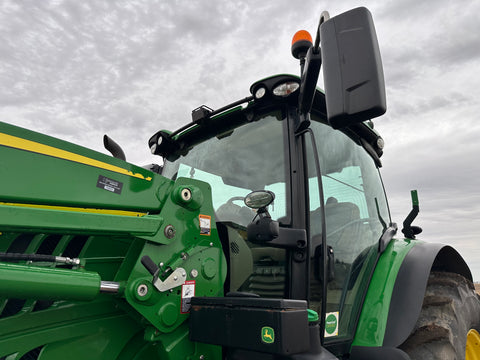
[351,238,472,357]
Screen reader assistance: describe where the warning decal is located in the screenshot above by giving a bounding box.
[181,280,195,313]
[199,214,211,236]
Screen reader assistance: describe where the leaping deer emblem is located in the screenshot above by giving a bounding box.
[262,327,274,343]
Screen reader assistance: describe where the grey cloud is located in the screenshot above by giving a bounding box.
[1,0,480,281]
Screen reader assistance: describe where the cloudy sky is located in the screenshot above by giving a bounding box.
[1,1,479,279]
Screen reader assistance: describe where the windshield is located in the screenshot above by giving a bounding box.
[162,111,289,298]
[162,111,288,227]
[306,115,390,344]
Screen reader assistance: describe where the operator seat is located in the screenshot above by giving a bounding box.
[325,198,360,244]
[310,198,361,292]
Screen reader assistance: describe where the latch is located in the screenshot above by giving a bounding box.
[141,255,186,292]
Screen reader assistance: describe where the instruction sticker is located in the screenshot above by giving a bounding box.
[97,175,123,194]
[324,312,339,337]
[199,214,211,236]
[181,280,196,313]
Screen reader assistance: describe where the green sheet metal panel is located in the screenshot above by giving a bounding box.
[0,121,170,212]
[352,238,416,347]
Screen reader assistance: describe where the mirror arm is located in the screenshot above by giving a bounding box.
[296,12,329,133]
[271,227,307,249]
[247,217,307,250]
[298,47,322,116]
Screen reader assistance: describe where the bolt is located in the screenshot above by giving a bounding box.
[137,284,148,297]
[190,269,199,278]
[181,252,188,260]
[173,276,178,281]
[209,242,213,247]
[181,188,192,201]
[199,356,205,360]
[182,272,187,277]
[159,262,164,267]
[164,225,176,239]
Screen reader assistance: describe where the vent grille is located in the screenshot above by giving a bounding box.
[230,241,240,254]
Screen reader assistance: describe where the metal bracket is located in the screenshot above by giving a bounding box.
[141,255,187,292]
[152,267,187,292]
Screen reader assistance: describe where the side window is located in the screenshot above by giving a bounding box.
[306,118,389,343]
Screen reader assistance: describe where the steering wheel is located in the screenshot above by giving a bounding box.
[326,218,377,238]
[216,196,255,226]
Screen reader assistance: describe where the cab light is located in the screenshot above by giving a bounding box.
[254,86,267,99]
[273,82,300,97]
[377,137,385,150]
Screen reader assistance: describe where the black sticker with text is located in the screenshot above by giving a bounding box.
[97,175,123,194]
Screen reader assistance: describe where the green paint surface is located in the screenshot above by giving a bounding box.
[352,239,418,347]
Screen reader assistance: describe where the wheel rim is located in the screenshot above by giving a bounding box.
[466,329,480,360]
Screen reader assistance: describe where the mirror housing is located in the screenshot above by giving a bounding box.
[320,7,386,129]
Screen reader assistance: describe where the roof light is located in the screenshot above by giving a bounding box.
[377,137,385,150]
[254,86,266,99]
[273,81,300,97]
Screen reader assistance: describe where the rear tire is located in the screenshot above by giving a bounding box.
[399,271,480,359]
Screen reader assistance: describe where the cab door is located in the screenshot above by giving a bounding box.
[304,114,390,353]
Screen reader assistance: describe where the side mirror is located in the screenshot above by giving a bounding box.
[320,7,386,129]
[245,191,278,242]
[244,190,275,210]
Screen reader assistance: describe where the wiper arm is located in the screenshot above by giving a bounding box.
[375,197,397,253]
[378,223,397,253]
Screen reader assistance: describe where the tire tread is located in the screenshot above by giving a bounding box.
[399,272,480,360]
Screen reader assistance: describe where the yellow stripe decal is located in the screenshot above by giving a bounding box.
[0,202,147,217]
[0,132,152,181]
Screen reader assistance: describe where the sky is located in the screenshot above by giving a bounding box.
[1,1,479,279]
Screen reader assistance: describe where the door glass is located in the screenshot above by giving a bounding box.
[306,116,390,342]
[162,111,288,297]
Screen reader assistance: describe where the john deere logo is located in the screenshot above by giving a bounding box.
[261,326,275,344]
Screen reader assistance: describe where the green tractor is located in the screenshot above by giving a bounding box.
[0,7,479,360]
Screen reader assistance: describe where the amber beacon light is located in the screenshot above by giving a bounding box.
[291,30,313,59]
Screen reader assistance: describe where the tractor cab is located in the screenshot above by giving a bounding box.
[157,77,389,353]
[152,7,390,355]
